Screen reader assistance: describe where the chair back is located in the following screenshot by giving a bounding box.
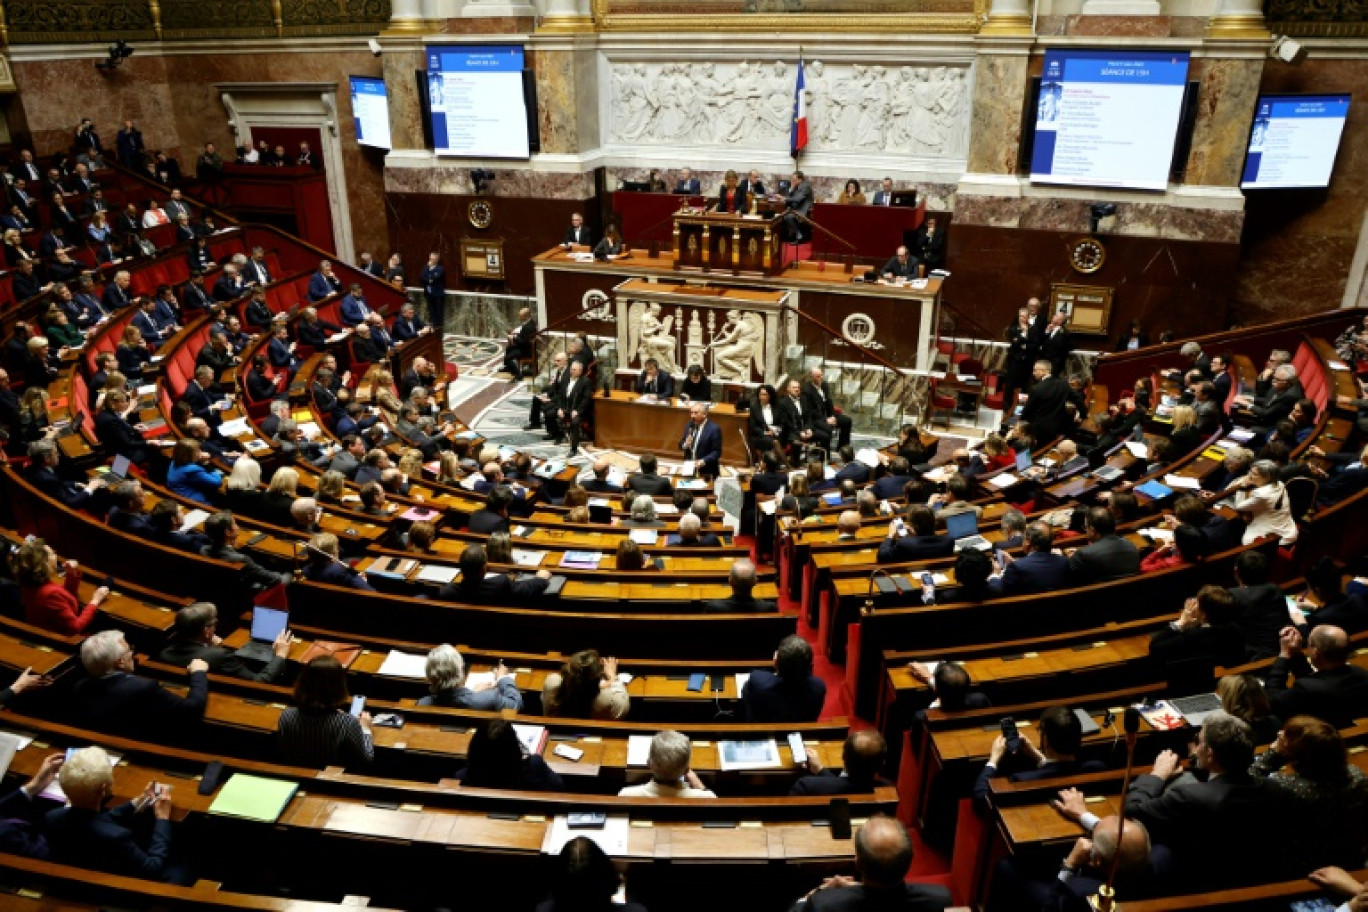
[1284,476,1318,521]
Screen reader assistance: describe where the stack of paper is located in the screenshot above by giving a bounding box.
[561,551,601,569]
[1123,441,1149,458]
[629,529,658,545]
[179,509,210,533]
[1163,474,1202,490]
[414,564,459,585]
[542,815,630,855]
[626,735,652,767]
[511,549,545,568]
[208,774,299,823]
[717,739,782,771]
[986,473,1018,489]
[377,650,428,679]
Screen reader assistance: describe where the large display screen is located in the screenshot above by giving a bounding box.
[1029,49,1191,191]
[425,45,530,159]
[348,76,392,151]
[1241,94,1351,190]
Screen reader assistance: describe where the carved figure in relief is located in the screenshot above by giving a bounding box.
[909,68,945,154]
[629,301,680,373]
[651,64,686,140]
[804,60,830,143]
[710,310,764,382]
[762,61,793,134]
[855,65,890,149]
[614,64,653,141]
[691,63,729,142]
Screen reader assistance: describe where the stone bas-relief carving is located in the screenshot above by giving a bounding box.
[625,301,768,383]
[607,59,969,158]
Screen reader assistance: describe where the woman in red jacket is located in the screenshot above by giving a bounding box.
[14,539,108,635]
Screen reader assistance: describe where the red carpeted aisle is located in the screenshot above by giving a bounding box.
[739,534,952,876]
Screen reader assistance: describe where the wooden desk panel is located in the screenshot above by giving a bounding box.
[594,392,748,466]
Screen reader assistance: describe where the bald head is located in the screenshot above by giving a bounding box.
[1091,816,1151,880]
[729,559,758,593]
[854,815,913,887]
[837,510,861,536]
[1309,625,1350,666]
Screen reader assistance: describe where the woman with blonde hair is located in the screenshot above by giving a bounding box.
[16,386,51,444]
[373,369,402,418]
[1168,404,1204,458]
[261,466,299,527]
[315,469,347,505]
[1217,673,1280,744]
[14,537,107,635]
[116,324,152,379]
[2,228,32,267]
[435,451,463,485]
[397,448,425,479]
[982,434,1014,472]
[223,455,264,515]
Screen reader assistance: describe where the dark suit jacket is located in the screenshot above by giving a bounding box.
[44,803,176,882]
[701,594,777,613]
[802,380,841,423]
[1230,583,1289,660]
[1265,657,1368,728]
[775,396,817,445]
[741,669,826,723]
[1249,387,1300,427]
[562,224,594,246]
[878,534,954,564]
[881,255,919,278]
[556,377,591,420]
[1020,375,1072,441]
[392,315,426,341]
[790,882,951,912]
[1317,466,1368,508]
[1000,551,1069,595]
[784,180,814,217]
[634,370,674,397]
[468,509,510,535]
[438,573,549,605]
[834,462,870,485]
[790,770,891,797]
[94,410,149,463]
[308,271,342,302]
[626,472,673,496]
[870,474,915,500]
[72,670,208,740]
[681,419,722,477]
[1067,535,1140,585]
[158,640,287,683]
[180,381,216,420]
[674,177,701,194]
[23,465,94,511]
[972,758,1106,810]
[1198,514,1245,554]
[1148,622,1245,669]
[581,478,622,495]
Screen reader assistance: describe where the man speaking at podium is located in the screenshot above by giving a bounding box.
[680,402,722,479]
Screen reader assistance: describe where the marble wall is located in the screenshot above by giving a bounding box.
[965,50,1030,176]
[1235,58,1368,323]
[8,45,390,258]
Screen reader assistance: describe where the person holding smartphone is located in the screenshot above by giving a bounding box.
[276,655,373,769]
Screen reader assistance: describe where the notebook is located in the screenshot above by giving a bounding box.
[234,606,288,662]
[1093,465,1124,482]
[945,512,991,552]
[1135,480,1174,501]
[208,773,299,823]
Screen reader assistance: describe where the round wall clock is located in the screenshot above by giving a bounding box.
[1068,236,1106,274]
[468,200,494,229]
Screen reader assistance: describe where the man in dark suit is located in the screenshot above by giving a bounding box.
[242,246,271,286]
[22,439,107,511]
[831,447,870,485]
[503,307,536,376]
[1227,550,1288,661]
[555,358,592,456]
[107,481,156,538]
[701,559,776,613]
[72,630,208,740]
[116,120,145,168]
[201,512,292,592]
[972,705,1106,811]
[912,216,947,271]
[1234,363,1300,431]
[438,545,551,604]
[775,170,815,242]
[625,452,674,496]
[790,731,890,796]
[802,367,852,450]
[358,252,385,277]
[880,246,919,280]
[870,177,897,207]
[741,635,825,723]
[878,504,953,564]
[670,512,722,547]
[635,358,674,398]
[1148,584,1246,669]
[9,260,49,303]
[1039,312,1073,380]
[869,457,917,500]
[420,251,446,333]
[196,331,235,382]
[1312,442,1368,508]
[338,283,373,327]
[1018,360,1072,442]
[178,366,221,422]
[582,459,622,495]
[157,603,290,683]
[1067,507,1140,585]
[1122,712,1297,890]
[211,264,246,302]
[468,485,514,535]
[996,522,1070,595]
[94,391,151,464]
[777,377,827,457]
[673,168,701,194]
[308,260,343,302]
[679,401,722,478]
[562,212,593,247]
[526,351,568,437]
[391,303,427,343]
[1265,625,1368,727]
[788,815,950,912]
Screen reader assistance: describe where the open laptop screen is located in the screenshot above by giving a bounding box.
[944,511,978,541]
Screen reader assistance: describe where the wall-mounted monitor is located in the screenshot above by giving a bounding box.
[348,76,392,151]
[425,45,531,159]
[1029,49,1191,191]
[1240,94,1351,190]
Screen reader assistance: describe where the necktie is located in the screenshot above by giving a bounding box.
[691,425,701,460]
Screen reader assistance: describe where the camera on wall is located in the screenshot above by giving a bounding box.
[1089,202,1117,235]
[368,39,383,57]
[1270,35,1307,65]
[95,40,134,72]
[470,169,496,194]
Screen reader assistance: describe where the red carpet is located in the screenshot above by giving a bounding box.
[740,534,951,876]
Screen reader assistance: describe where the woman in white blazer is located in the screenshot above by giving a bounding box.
[1233,459,1298,546]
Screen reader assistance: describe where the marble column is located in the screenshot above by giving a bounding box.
[535,0,594,32]
[1206,0,1269,38]
[965,42,1033,177]
[381,39,429,153]
[1183,55,1265,187]
[390,0,427,28]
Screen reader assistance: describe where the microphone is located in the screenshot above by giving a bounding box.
[1123,705,1141,747]
[1092,706,1143,912]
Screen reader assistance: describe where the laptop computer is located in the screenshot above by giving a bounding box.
[108,454,132,482]
[890,191,918,208]
[1170,692,1222,726]
[1014,449,1033,472]
[234,606,289,663]
[945,511,992,552]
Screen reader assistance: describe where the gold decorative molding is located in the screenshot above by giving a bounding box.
[978,12,1032,34]
[536,14,597,32]
[1205,14,1270,37]
[591,0,985,32]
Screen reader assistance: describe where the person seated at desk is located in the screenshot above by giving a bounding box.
[303,533,374,591]
[419,644,523,711]
[543,649,630,720]
[836,178,866,205]
[972,705,1107,812]
[582,459,622,495]
[996,521,1070,596]
[592,225,627,260]
[468,485,514,535]
[94,389,151,464]
[159,602,291,683]
[458,718,563,792]
[72,629,209,742]
[742,634,826,723]
[671,512,721,547]
[539,838,647,912]
[635,358,673,398]
[673,167,701,195]
[562,211,593,247]
[790,731,890,797]
[15,538,108,636]
[1067,507,1140,584]
[1266,625,1368,729]
[166,437,223,505]
[788,815,950,912]
[1148,583,1245,668]
[878,504,953,564]
[713,169,752,214]
[618,730,716,798]
[625,453,673,496]
[678,364,712,402]
[147,499,212,555]
[277,655,373,769]
[772,170,814,242]
[438,543,551,605]
[615,538,652,572]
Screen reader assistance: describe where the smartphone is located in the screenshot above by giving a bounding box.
[710,673,725,693]
[385,557,401,572]
[349,695,366,717]
[829,798,852,840]
[1000,717,1021,753]
[920,572,934,587]
[568,811,606,829]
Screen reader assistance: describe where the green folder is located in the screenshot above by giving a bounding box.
[207,773,299,824]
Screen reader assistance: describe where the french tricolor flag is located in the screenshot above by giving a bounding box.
[791,57,808,157]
